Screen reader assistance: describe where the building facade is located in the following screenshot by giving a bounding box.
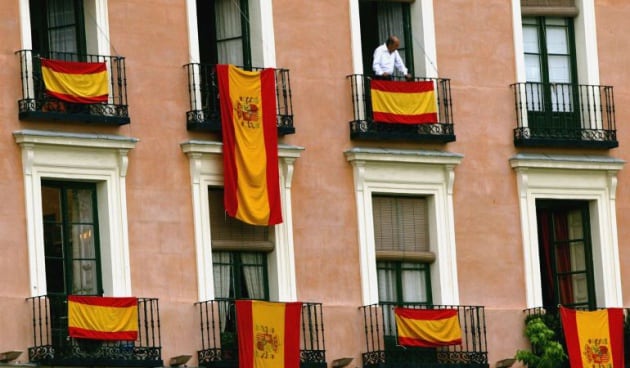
[0,0,629,367]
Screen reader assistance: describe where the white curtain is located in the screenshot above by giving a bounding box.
[48,0,78,54]
[401,264,427,303]
[377,2,406,71]
[215,0,244,65]
[213,252,232,331]
[377,266,397,335]
[71,188,97,295]
[242,253,265,299]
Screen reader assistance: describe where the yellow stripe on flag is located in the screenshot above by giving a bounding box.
[227,65,271,224]
[252,301,287,368]
[576,309,613,366]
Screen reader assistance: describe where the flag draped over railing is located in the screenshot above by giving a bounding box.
[370,79,438,124]
[560,306,624,368]
[394,307,462,347]
[217,64,283,226]
[236,300,302,368]
[67,296,138,341]
[41,58,109,103]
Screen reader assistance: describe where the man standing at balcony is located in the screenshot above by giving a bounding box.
[372,35,412,80]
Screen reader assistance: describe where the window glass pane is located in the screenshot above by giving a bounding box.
[241,253,265,299]
[525,54,542,82]
[377,263,397,303]
[47,0,78,53]
[215,0,243,65]
[546,27,569,55]
[213,252,232,298]
[548,55,570,82]
[522,25,540,54]
[401,263,428,303]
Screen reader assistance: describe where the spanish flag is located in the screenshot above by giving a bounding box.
[560,306,624,368]
[41,58,109,104]
[236,300,302,368]
[370,80,438,124]
[394,308,462,347]
[217,64,282,226]
[67,296,138,341]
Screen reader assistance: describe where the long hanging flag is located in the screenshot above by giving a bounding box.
[560,306,624,368]
[370,79,438,124]
[40,58,109,103]
[394,307,462,347]
[67,296,138,341]
[236,300,302,368]
[217,64,282,226]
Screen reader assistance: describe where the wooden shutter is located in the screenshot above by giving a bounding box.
[372,195,435,262]
[209,188,273,251]
[521,0,578,16]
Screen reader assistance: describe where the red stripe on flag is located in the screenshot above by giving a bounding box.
[67,295,137,308]
[236,300,255,368]
[372,111,438,124]
[260,68,282,225]
[284,303,302,368]
[216,64,239,218]
[68,327,138,341]
[370,79,435,93]
[608,308,624,368]
[41,58,107,74]
[559,307,583,368]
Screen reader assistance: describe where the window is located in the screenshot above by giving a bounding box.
[42,180,102,349]
[359,1,412,76]
[196,0,251,67]
[181,141,302,302]
[43,180,102,297]
[345,147,462,306]
[208,187,271,300]
[351,0,438,78]
[522,16,579,129]
[30,0,86,57]
[14,130,137,297]
[510,153,624,308]
[373,195,433,305]
[536,200,595,309]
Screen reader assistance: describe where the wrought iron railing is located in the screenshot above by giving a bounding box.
[196,298,326,368]
[511,82,617,148]
[347,74,455,142]
[360,303,488,368]
[184,63,294,135]
[15,49,129,125]
[26,295,162,367]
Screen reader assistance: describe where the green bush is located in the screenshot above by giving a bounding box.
[515,317,567,368]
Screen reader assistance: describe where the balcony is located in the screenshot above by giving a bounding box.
[347,74,455,142]
[360,303,488,368]
[511,82,617,148]
[196,299,326,368]
[27,295,162,367]
[16,50,129,125]
[184,63,295,135]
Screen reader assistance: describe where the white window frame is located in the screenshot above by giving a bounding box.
[510,153,624,308]
[14,129,137,297]
[349,0,438,78]
[345,147,462,306]
[511,0,601,127]
[181,140,302,302]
